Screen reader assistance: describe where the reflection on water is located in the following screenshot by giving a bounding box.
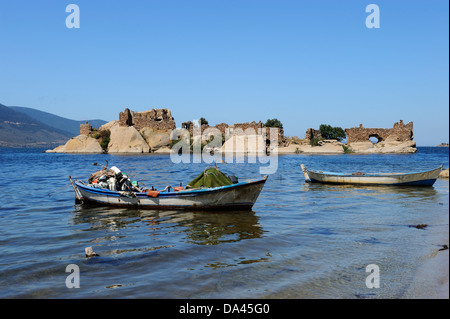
[303,181,439,195]
[179,211,264,245]
[72,207,264,248]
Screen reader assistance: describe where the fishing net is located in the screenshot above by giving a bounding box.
[186,167,233,189]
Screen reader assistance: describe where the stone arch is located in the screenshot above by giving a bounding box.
[368,134,383,144]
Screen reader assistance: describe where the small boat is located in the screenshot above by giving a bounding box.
[301,164,442,186]
[70,166,268,210]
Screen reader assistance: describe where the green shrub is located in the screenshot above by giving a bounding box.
[319,124,346,141]
[342,145,354,153]
[310,137,322,146]
[100,136,110,151]
[264,118,283,129]
[92,129,110,151]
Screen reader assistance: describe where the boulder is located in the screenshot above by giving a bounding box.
[439,169,449,179]
[99,120,119,132]
[377,140,417,153]
[346,141,374,152]
[108,126,150,153]
[140,127,171,151]
[45,135,103,153]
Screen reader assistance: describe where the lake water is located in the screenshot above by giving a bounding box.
[0,147,448,299]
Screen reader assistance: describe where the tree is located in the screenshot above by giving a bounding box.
[199,117,208,126]
[319,124,346,141]
[264,118,283,129]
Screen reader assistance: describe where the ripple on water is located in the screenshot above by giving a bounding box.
[0,148,448,298]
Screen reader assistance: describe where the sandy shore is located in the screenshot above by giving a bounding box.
[404,203,449,299]
[404,247,449,299]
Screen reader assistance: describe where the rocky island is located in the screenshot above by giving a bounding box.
[46,107,417,155]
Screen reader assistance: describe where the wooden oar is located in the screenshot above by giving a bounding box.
[69,176,83,204]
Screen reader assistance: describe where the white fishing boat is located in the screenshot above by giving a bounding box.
[301,164,442,186]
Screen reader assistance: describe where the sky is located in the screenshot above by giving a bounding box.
[0,0,448,146]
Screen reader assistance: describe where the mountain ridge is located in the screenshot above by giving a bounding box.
[10,106,107,137]
[0,103,107,147]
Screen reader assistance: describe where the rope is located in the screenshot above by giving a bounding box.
[47,184,71,196]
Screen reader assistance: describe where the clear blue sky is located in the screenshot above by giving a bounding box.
[0,0,448,145]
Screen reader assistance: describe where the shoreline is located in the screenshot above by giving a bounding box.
[404,240,449,299]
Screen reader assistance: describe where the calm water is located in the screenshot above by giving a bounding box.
[0,147,448,298]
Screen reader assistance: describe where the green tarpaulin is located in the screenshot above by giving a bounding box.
[186,167,233,189]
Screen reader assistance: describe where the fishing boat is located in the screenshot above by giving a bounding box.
[70,166,268,210]
[301,164,442,186]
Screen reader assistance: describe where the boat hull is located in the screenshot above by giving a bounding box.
[75,177,267,210]
[302,166,442,186]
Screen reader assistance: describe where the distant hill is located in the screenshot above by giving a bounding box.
[10,106,107,137]
[0,104,74,147]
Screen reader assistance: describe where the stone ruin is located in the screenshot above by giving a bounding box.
[80,121,92,135]
[345,120,413,144]
[119,108,176,132]
[181,120,284,145]
[304,128,322,141]
[302,120,414,144]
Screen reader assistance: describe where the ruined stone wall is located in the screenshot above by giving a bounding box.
[181,120,284,145]
[80,122,92,135]
[119,108,176,131]
[232,122,283,144]
[228,121,264,135]
[305,128,322,141]
[345,120,413,144]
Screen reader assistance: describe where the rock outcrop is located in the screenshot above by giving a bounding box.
[46,107,174,153]
[107,126,150,153]
[347,140,417,154]
[140,127,171,151]
[45,135,103,153]
[99,120,119,132]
